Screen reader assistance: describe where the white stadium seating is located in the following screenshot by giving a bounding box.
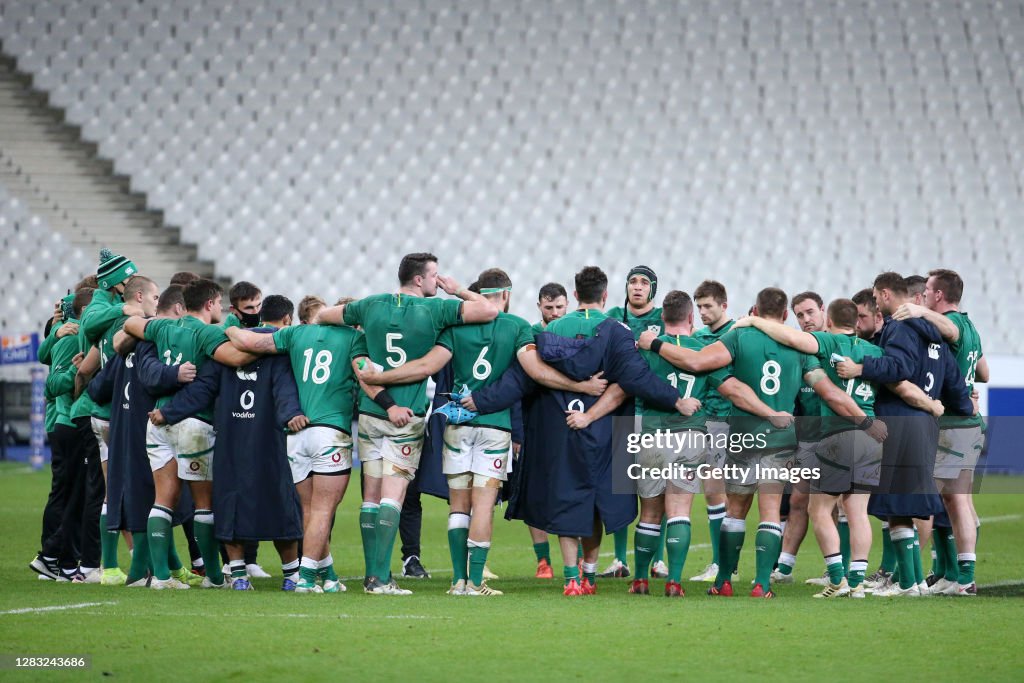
[0,0,1019,351]
[0,182,93,334]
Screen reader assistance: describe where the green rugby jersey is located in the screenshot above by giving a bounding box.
[343,293,463,418]
[606,305,664,340]
[37,322,60,366]
[45,333,80,429]
[73,313,130,421]
[38,324,61,431]
[718,326,818,450]
[273,324,368,433]
[545,308,607,339]
[693,319,735,419]
[811,331,883,436]
[144,315,230,422]
[221,312,241,330]
[638,333,728,432]
[436,312,534,430]
[72,290,126,421]
[942,311,984,429]
[531,320,547,335]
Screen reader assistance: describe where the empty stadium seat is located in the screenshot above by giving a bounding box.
[0,0,1019,352]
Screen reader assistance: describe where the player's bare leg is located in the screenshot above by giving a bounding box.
[775,480,809,581]
[580,515,603,593]
[461,481,501,594]
[298,473,349,592]
[938,470,978,590]
[808,493,847,595]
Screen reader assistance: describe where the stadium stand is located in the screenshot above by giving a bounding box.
[0,180,92,334]
[0,0,1019,351]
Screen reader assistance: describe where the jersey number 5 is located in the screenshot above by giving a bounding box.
[385,333,406,368]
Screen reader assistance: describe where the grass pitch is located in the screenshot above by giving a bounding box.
[1,461,1022,681]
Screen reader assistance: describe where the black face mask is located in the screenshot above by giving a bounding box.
[237,311,261,328]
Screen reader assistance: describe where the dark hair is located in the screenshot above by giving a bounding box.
[538,282,567,302]
[74,274,98,292]
[297,295,325,324]
[852,288,877,312]
[169,271,200,286]
[72,287,95,318]
[755,287,788,319]
[467,281,481,294]
[827,298,858,330]
[694,280,727,304]
[928,269,963,304]
[873,272,907,296]
[183,278,222,313]
[260,295,293,323]
[904,274,927,298]
[158,285,185,314]
[228,281,261,307]
[792,291,823,310]
[477,268,512,292]
[123,275,156,301]
[44,317,55,337]
[574,266,608,304]
[397,253,438,286]
[661,290,693,324]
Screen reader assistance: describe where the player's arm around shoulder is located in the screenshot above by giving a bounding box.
[226,326,279,354]
[122,315,152,340]
[734,315,820,354]
[642,331,731,373]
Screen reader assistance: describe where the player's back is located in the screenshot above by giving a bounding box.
[344,292,463,417]
[145,315,227,415]
[943,311,983,428]
[722,327,807,416]
[815,332,882,413]
[545,309,608,339]
[274,323,365,430]
[442,312,533,430]
[639,334,718,431]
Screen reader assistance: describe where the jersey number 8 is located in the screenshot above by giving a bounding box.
[760,360,781,396]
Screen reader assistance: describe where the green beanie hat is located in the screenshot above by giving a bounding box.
[97,248,138,290]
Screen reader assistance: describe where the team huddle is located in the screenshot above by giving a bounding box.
[30,249,986,599]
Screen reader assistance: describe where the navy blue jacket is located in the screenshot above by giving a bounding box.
[473,319,679,536]
[158,346,304,542]
[861,317,973,417]
[89,341,192,531]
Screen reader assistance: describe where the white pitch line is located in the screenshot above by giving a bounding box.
[0,466,36,476]
[978,514,1022,524]
[0,601,117,615]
